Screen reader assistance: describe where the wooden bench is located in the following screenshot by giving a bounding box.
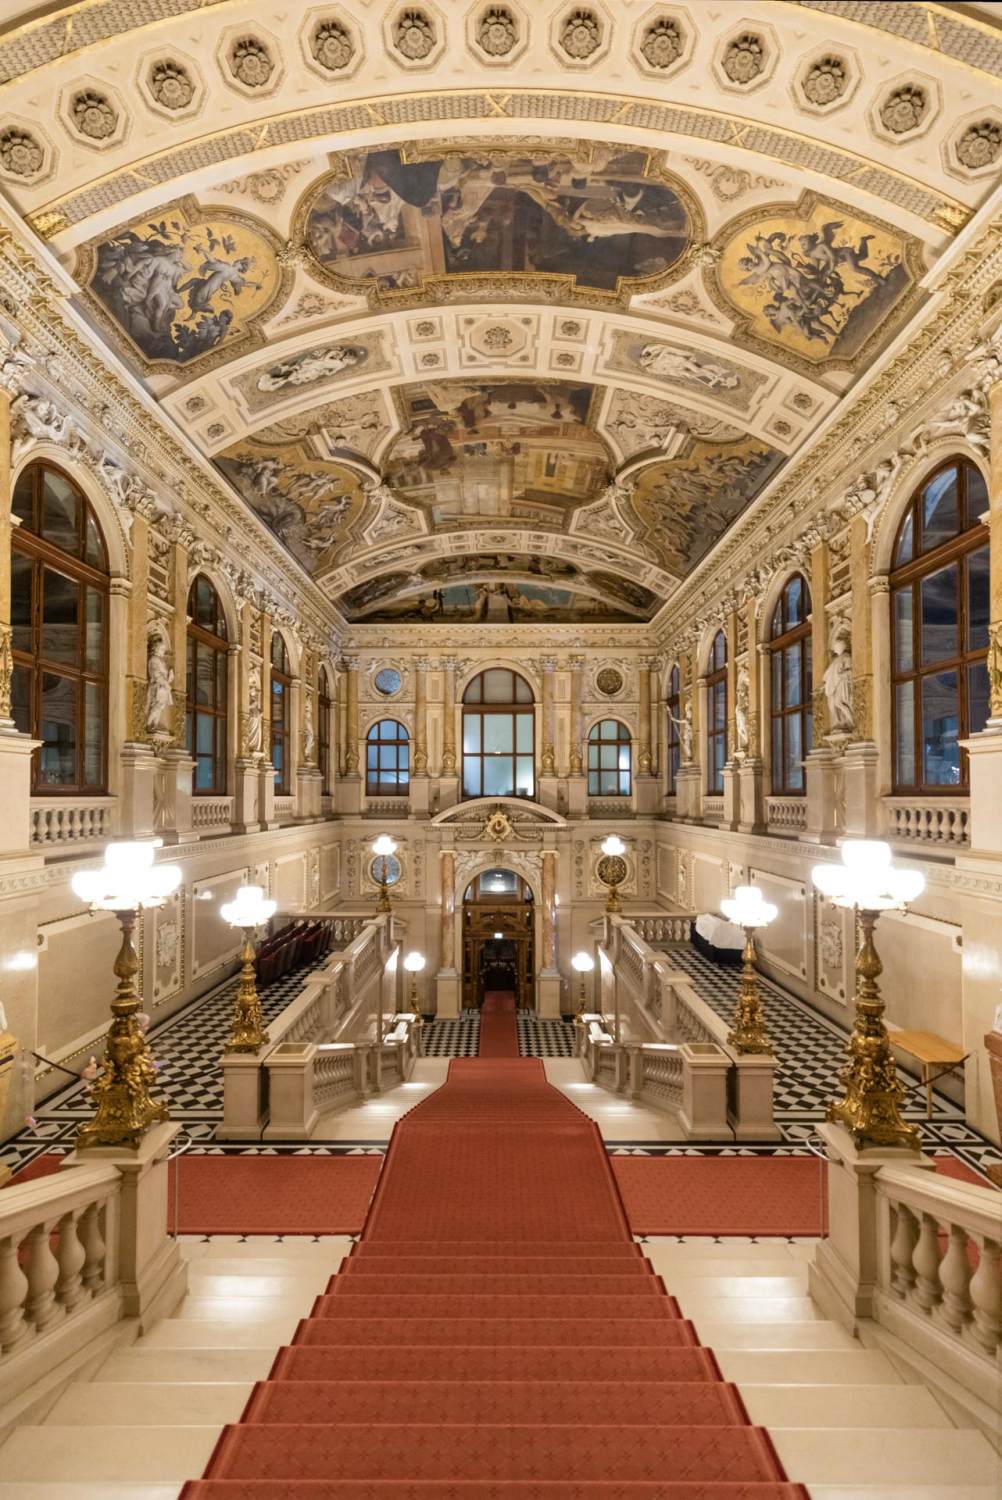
[889,1028,969,1118]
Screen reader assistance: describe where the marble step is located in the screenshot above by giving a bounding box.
[43,1381,252,1427]
[771,1428,1000,1488]
[740,1383,952,1429]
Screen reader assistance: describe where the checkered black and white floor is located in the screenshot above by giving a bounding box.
[421,1009,481,1057]
[518,1012,577,1058]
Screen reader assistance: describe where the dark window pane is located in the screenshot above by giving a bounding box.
[895,681,915,785]
[965,463,988,525]
[922,467,958,552]
[967,546,989,652]
[787,575,802,625]
[894,510,914,567]
[785,713,803,788]
[41,471,80,554]
[12,469,34,529]
[968,662,989,739]
[196,714,214,755]
[11,551,32,656]
[84,588,103,674]
[919,563,958,664]
[11,664,30,735]
[38,672,77,787]
[195,757,214,791]
[83,682,102,787]
[771,647,781,708]
[84,512,106,571]
[784,644,802,708]
[41,569,79,666]
[805,701,814,755]
[921,670,960,786]
[772,717,782,788]
[893,587,913,673]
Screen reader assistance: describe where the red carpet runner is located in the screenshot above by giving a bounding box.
[182,993,807,1499]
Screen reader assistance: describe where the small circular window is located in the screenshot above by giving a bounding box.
[370,854,402,887]
[596,667,624,697]
[374,666,402,697]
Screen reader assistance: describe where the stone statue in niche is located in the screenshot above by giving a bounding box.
[734,666,750,760]
[245,672,264,758]
[823,616,854,737]
[668,699,694,763]
[302,691,316,764]
[145,623,174,742]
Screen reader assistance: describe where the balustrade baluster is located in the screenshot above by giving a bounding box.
[912,1211,944,1311]
[968,1235,1001,1355]
[0,1232,29,1351]
[939,1222,974,1333]
[24,1220,61,1329]
[55,1209,87,1313]
[890,1202,919,1296]
[79,1202,106,1293]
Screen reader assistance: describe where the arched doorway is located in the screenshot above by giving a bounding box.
[462,867,534,1010]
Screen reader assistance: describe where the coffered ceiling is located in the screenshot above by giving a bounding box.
[1,0,1001,627]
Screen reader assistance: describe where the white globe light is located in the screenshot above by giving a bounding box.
[601,834,626,857]
[721,885,777,929]
[404,951,426,974]
[572,950,595,973]
[372,835,397,858]
[220,884,277,929]
[71,841,180,912]
[813,841,924,912]
[842,839,892,873]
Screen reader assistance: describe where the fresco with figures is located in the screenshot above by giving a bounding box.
[629,435,784,575]
[215,440,365,573]
[713,196,921,365]
[79,198,284,370]
[336,551,659,623]
[605,331,767,412]
[299,144,693,298]
[384,379,609,526]
[230,333,389,416]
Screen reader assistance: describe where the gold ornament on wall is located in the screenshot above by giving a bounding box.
[987,621,1002,720]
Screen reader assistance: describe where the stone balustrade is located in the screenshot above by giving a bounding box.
[766,796,808,834]
[191,796,233,833]
[885,796,970,849]
[264,1016,421,1139]
[30,798,115,849]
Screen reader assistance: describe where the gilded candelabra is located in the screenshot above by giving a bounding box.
[597,834,627,913]
[71,842,180,1149]
[220,886,277,1054]
[372,834,397,915]
[721,887,777,1055]
[404,951,426,1022]
[572,949,594,1022]
[814,841,924,1150]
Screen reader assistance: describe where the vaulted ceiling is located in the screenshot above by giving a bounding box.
[2,0,1001,628]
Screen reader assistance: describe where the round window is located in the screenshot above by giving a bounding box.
[370,854,402,887]
[374,667,402,696]
[596,667,623,696]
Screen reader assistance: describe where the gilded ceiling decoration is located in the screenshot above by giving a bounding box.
[214,440,367,574]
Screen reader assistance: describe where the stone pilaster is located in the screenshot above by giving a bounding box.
[337,653,361,815]
[436,845,458,1017]
[566,654,586,817]
[538,655,558,809]
[439,657,459,809]
[538,845,561,1017]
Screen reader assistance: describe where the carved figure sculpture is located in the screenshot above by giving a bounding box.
[667,700,694,762]
[735,666,750,758]
[302,691,316,763]
[145,625,174,738]
[245,673,264,757]
[823,617,854,734]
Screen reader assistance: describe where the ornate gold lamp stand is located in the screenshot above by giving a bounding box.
[220,885,277,1053]
[813,840,924,1150]
[372,834,398,915]
[404,951,426,1022]
[720,885,778,1054]
[572,949,595,1022]
[597,834,628,913]
[71,841,181,1149]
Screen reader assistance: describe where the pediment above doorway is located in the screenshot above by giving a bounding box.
[431,797,566,843]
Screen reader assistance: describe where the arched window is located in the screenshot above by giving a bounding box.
[185,576,228,795]
[666,664,681,795]
[462,668,534,799]
[706,629,727,795]
[769,574,812,794]
[11,462,108,792]
[318,666,333,795]
[366,718,409,796]
[891,458,989,790]
[270,632,291,795]
[588,719,632,797]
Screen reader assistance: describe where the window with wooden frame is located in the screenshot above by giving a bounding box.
[185,576,228,795]
[891,458,989,792]
[769,574,813,795]
[11,462,109,793]
[666,664,680,795]
[270,632,292,795]
[705,630,728,794]
[462,668,534,800]
[366,718,409,796]
[587,719,632,797]
[318,666,333,795]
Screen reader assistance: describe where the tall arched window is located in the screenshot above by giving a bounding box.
[891,458,989,790]
[318,666,333,795]
[588,719,632,797]
[366,719,409,796]
[462,669,534,799]
[770,574,812,795]
[186,576,228,795]
[270,632,291,795]
[666,664,681,795]
[706,630,728,795]
[11,462,109,792]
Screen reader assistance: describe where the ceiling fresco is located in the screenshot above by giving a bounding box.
[298,145,696,302]
[5,0,1001,627]
[383,380,609,527]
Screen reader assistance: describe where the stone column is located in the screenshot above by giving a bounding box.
[538,845,561,1017]
[635,656,658,814]
[804,537,837,842]
[155,527,196,844]
[721,611,741,829]
[439,656,459,809]
[258,616,276,829]
[538,655,558,809]
[841,517,880,836]
[232,605,259,834]
[738,630,766,835]
[566,654,586,817]
[337,653,361,815]
[411,656,431,818]
[436,845,459,1017]
[295,650,322,821]
[675,648,701,821]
